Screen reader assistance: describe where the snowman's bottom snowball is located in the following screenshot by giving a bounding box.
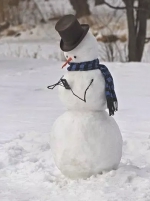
[50,111,122,179]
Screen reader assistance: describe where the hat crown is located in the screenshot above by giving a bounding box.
[55,15,76,32]
[55,15,89,52]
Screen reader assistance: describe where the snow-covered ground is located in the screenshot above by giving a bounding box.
[0,58,150,200]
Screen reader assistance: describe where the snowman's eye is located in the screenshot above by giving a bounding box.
[74,56,77,58]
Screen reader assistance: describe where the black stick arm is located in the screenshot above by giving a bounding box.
[47,76,64,90]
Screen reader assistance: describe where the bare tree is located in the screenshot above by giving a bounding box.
[95,0,150,62]
[69,0,91,18]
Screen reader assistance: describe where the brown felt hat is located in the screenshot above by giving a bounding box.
[55,14,89,52]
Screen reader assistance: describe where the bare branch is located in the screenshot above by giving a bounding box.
[96,0,147,11]
[103,1,126,10]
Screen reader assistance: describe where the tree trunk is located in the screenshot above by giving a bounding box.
[136,0,148,61]
[148,2,150,19]
[124,0,137,61]
[69,0,91,18]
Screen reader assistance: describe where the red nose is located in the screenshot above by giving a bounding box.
[62,57,72,68]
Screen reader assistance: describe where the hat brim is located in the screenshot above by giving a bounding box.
[60,24,89,52]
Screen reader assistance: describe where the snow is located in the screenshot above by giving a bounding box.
[0,58,150,200]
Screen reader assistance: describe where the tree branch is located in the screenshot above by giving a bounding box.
[99,0,141,10]
[104,1,126,10]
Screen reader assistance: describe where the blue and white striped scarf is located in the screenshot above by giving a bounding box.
[67,59,118,116]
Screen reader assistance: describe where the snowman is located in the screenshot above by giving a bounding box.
[48,15,122,179]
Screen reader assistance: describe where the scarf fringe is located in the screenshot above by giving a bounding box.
[107,99,118,116]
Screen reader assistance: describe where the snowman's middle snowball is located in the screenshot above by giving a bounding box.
[58,69,107,111]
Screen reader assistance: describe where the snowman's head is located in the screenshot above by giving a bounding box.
[63,32,99,64]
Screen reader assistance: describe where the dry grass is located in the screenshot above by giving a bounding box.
[97,34,119,43]
[6,29,17,36]
[0,23,33,37]
[119,34,127,42]
[97,34,127,43]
